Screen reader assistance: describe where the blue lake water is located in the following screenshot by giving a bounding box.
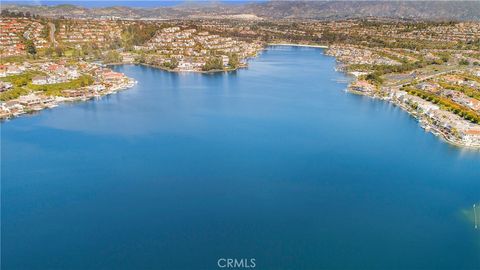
[2,46,480,269]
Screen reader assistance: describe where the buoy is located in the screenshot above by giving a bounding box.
[474,204,478,229]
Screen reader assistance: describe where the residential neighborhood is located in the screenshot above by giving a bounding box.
[0,17,48,56]
[134,27,263,71]
[0,60,135,119]
[0,12,479,147]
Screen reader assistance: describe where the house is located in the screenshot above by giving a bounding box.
[121,53,135,63]
[66,68,80,80]
[32,75,48,85]
[62,89,84,97]
[87,84,106,92]
[0,65,6,77]
[468,98,480,111]
[18,94,41,106]
[416,82,439,92]
[40,95,55,104]
[221,55,229,67]
[4,100,24,113]
[442,75,463,85]
[350,80,375,93]
[0,100,10,111]
[6,65,22,75]
[178,61,192,70]
[102,71,124,83]
[417,102,439,113]
[462,129,480,146]
[0,81,13,92]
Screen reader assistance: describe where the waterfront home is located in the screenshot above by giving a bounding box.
[0,102,11,118]
[121,53,135,63]
[102,71,125,83]
[87,84,106,92]
[0,101,8,110]
[4,100,24,114]
[40,95,55,105]
[62,89,84,98]
[221,55,229,67]
[417,102,440,114]
[18,94,41,106]
[178,61,192,70]
[350,80,375,93]
[462,129,480,146]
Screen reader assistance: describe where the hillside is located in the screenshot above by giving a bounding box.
[1,1,479,21]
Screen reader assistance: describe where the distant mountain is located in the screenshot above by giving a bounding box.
[241,1,480,21]
[1,1,479,21]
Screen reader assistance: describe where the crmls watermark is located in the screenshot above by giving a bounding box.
[217,258,256,268]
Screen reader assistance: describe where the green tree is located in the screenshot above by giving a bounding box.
[102,51,123,64]
[25,40,36,56]
[108,37,123,50]
[121,30,134,51]
[170,58,179,69]
[55,46,64,57]
[228,53,240,68]
[163,57,179,69]
[44,46,54,57]
[135,52,146,64]
[194,42,204,52]
[365,73,384,85]
[436,52,451,63]
[40,25,49,39]
[122,24,157,47]
[203,56,223,71]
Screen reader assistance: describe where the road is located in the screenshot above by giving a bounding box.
[48,22,56,47]
[386,65,470,89]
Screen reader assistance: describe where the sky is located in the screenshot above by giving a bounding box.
[1,0,265,8]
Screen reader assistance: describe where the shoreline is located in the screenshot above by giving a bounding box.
[346,87,480,150]
[395,97,480,150]
[2,45,479,150]
[109,58,255,74]
[131,62,248,74]
[268,43,329,49]
[0,78,136,121]
[325,52,480,150]
[345,84,480,150]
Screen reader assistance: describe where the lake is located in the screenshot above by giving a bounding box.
[2,46,480,269]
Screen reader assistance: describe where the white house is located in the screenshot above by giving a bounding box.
[87,84,106,92]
